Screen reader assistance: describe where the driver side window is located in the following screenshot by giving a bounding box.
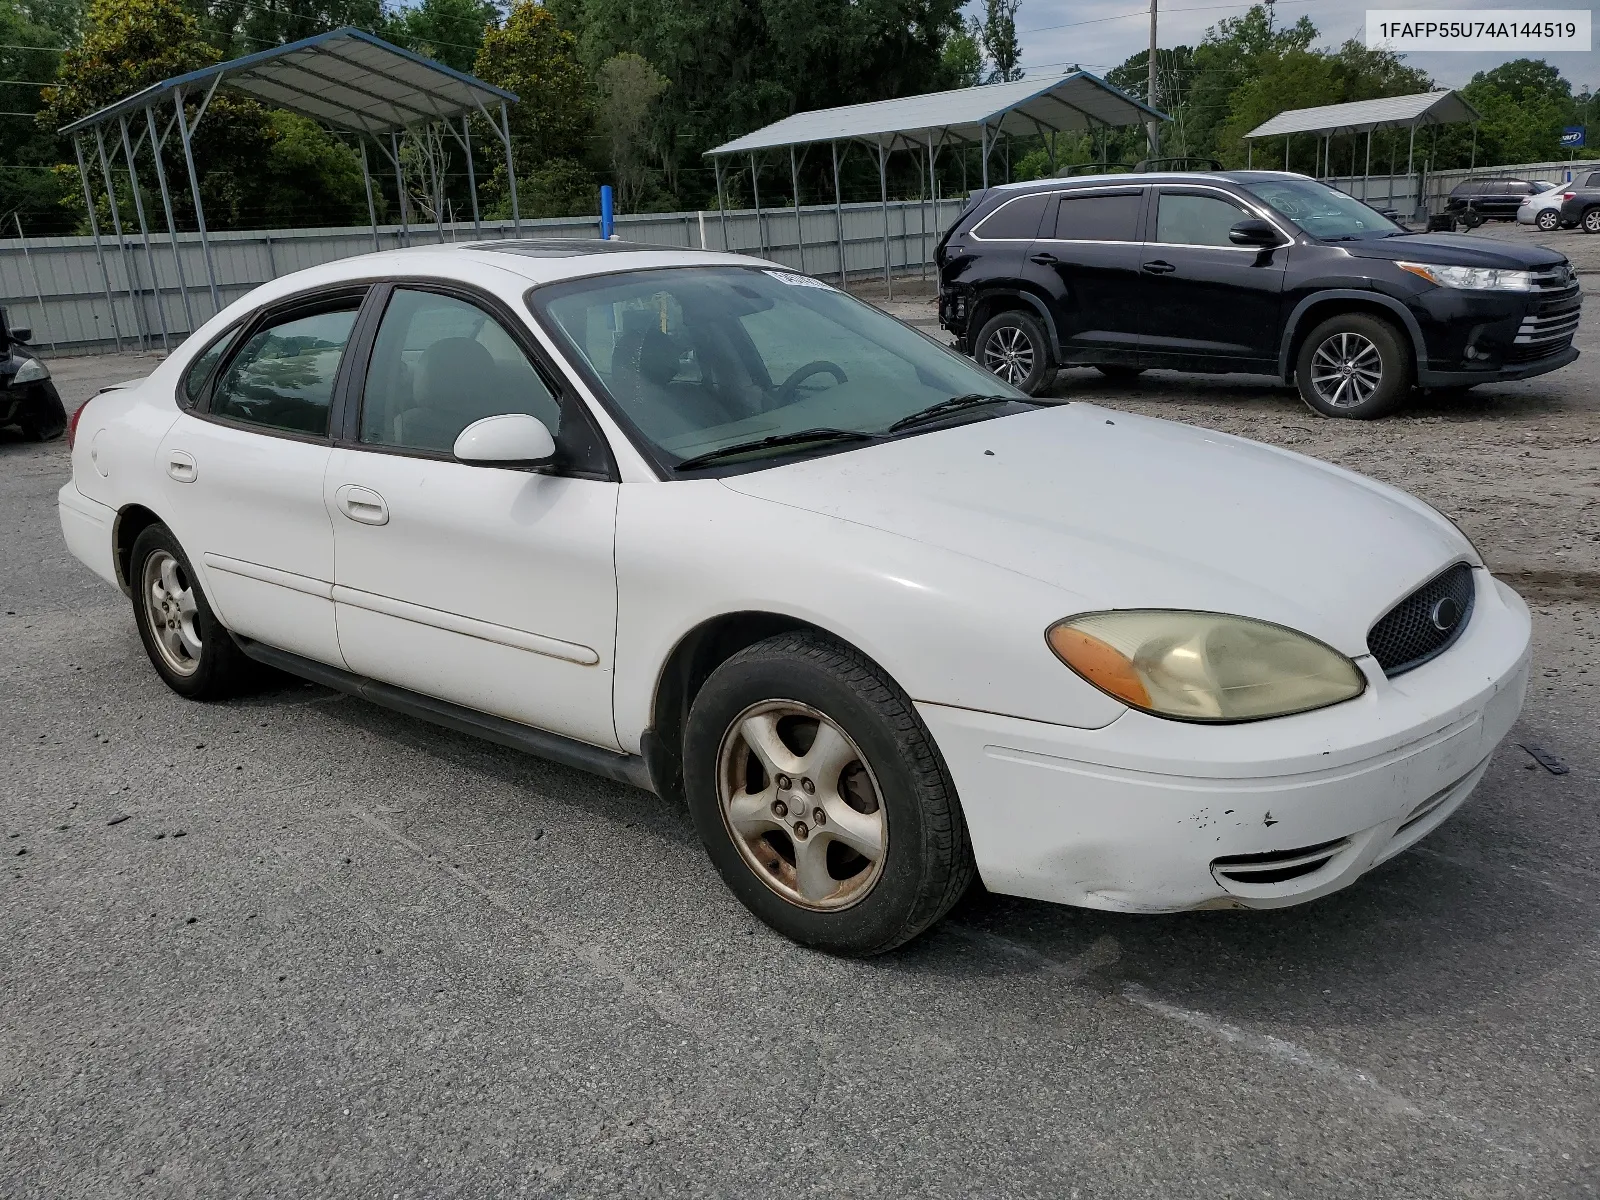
[359,289,565,455]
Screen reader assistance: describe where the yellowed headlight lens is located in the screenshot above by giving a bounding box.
[1047,611,1366,723]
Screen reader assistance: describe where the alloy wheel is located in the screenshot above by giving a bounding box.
[142,549,203,676]
[1585,210,1600,234]
[1537,209,1560,232]
[981,325,1035,386]
[1309,331,1384,410]
[716,699,888,911]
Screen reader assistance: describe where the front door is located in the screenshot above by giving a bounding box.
[1023,186,1149,366]
[1138,187,1287,369]
[325,284,621,750]
[157,293,366,667]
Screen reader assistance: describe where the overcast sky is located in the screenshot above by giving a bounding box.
[1005,0,1599,92]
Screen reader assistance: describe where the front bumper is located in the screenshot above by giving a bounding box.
[1411,279,1580,385]
[920,571,1531,913]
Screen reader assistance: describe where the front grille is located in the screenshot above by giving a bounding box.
[1367,562,1476,677]
[1506,338,1575,364]
[1212,838,1350,886]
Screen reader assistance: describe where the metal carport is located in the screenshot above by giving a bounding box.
[704,72,1166,294]
[58,27,519,351]
[1244,91,1480,210]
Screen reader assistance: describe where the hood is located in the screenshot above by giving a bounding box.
[1343,230,1566,270]
[718,405,1470,658]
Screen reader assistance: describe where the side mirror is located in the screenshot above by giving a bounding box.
[1228,218,1280,248]
[452,413,556,467]
[9,327,31,344]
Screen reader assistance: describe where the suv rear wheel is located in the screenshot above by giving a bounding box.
[1294,313,1411,420]
[1582,208,1600,234]
[972,310,1056,396]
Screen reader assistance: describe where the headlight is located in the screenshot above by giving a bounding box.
[1046,611,1366,723]
[12,356,50,384]
[1397,261,1535,292]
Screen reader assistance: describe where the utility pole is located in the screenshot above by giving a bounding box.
[1146,0,1160,159]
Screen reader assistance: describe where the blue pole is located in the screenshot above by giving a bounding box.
[600,185,614,239]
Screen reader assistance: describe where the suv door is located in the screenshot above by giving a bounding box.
[157,290,366,667]
[325,284,621,750]
[1138,187,1287,369]
[1022,186,1148,366]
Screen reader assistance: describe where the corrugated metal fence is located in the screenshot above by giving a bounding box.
[1319,156,1600,219]
[0,198,966,355]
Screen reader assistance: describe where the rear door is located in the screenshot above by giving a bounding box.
[1021,186,1148,366]
[1137,187,1287,370]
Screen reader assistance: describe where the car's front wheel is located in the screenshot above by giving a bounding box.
[972,310,1056,395]
[683,632,975,956]
[129,523,252,699]
[1583,208,1600,234]
[1295,313,1411,419]
[1536,208,1562,232]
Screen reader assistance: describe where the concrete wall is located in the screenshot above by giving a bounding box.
[0,198,966,355]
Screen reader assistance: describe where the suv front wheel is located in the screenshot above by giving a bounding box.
[1294,313,1411,420]
[972,310,1056,396]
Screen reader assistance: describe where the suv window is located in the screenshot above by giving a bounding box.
[1585,173,1600,188]
[1155,191,1251,248]
[360,288,568,456]
[210,305,359,436]
[972,192,1052,240]
[1050,191,1141,241]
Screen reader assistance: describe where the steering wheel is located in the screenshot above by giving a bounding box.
[776,360,848,404]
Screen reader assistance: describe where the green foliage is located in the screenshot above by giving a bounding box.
[941,17,983,89]
[0,0,77,232]
[597,52,668,212]
[980,0,1021,84]
[384,0,497,73]
[474,1,592,167]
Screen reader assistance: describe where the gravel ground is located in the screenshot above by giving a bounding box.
[2,232,1598,1197]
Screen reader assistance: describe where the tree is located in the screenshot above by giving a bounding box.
[940,16,983,89]
[597,52,668,212]
[1,0,78,233]
[980,0,1022,83]
[384,0,497,73]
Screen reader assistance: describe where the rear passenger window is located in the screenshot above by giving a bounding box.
[1587,173,1600,187]
[210,306,359,437]
[972,193,1052,240]
[1051,192,1141,241]
[181,326,240,408]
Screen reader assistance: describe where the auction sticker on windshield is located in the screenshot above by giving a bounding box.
[1367,9,1591,51]
[763,270,834,290]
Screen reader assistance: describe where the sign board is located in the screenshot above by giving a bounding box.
[1560,126,1586,147]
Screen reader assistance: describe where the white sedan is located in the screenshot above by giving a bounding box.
[59,242,1531,955]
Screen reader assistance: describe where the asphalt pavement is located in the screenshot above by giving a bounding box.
[2,330,1598,1199]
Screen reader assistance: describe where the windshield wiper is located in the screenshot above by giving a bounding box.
[673,428,877,471]
[886,393,1032,434]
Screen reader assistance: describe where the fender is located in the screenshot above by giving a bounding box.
[973,287,1063,358]
[1277,289,1428,382]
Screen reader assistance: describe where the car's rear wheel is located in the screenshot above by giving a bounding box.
[129,523,252,699]
[1094,364,1146,380]
[683,632,975,956]
[1459,210,1484,230]
[1536,208,1561,232]
[1583,208,1600,234]
[1295,313,1411,420]
[972,310,1056,396]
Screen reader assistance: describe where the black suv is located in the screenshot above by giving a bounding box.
[0,307,66,440]
[1558,180,1600,234]
[935,171,1580,418]
[1443,176,1557,227]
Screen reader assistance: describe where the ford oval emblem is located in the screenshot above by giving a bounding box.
[1430,596,1462,633]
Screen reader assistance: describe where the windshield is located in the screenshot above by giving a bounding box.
[531,266,1030,471]
[1238,178,1403,241]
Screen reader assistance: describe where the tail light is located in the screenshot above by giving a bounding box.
[1563,192,1576,201]
[66,396,91,451]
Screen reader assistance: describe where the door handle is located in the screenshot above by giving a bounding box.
[335,484,389,526]
[1142,260,1177,275]
[166,450,197,484]
[1029,251,1059,265]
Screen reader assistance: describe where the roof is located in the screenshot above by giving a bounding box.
[1244,91,1479,139]
[60,27,517,136]
[705,71,1167,156]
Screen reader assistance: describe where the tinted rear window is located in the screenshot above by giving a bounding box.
[972,192,1052,240]
[1050,191,1141,241]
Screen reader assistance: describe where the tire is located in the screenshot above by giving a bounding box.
[1094,364,1146,380]
[972,310,1056,396]
[1536,209,1561,232]
[1460,210,1484,230]
[683,632,976,956]
[1583,208,1600,235]
[18,392,66,441]
[129,523,252,699]
[1294,312,1411,420]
